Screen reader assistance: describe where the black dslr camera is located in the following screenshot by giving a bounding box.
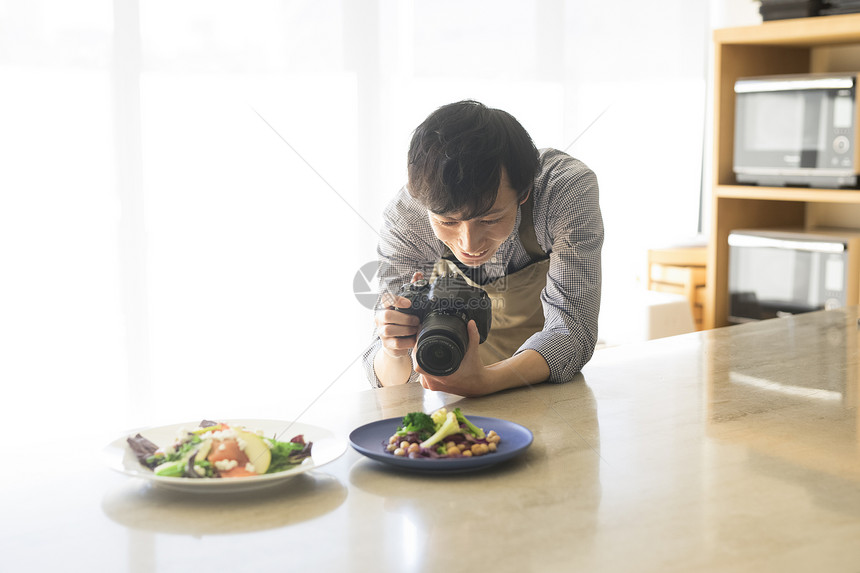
[395,274,492,376]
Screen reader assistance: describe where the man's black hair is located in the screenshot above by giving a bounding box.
[407,100,540,219]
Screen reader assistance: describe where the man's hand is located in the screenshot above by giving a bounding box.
[375,272,424,359]
[415,319,553,397]
[373,272,425,386]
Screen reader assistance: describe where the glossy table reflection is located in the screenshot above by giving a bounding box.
[4,308,860,572]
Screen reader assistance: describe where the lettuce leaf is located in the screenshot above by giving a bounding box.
[266,435,313,473]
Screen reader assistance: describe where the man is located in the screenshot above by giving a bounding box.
[363,100,603,397]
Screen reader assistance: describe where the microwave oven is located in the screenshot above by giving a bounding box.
[727,228,860,323]
[733,73,860,188]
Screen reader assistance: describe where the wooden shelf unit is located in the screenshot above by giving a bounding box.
[707,13,860,329]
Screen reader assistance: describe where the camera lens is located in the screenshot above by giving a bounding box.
[415,312,468,376]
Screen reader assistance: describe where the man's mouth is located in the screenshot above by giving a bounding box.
[460,249,489,260]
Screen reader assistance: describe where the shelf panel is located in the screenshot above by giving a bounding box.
[715,14,860,47]
[715,185,860,204]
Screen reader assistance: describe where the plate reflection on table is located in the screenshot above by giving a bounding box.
[102,473,347,535]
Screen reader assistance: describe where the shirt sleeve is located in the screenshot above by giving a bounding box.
[517,151,603,382]
[361,187,443,387]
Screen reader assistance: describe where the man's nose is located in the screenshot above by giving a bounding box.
[457,222,481,251]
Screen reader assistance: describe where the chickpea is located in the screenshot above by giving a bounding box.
[488,442,497,452]
[400,441,410,450]
[389,436,398,444]
[457,442,468,451]
[446,446,460,457]
[461,450,473,457]
[407,443,420,454]
[445,441,457,450]
[470,443,484,456]
[386,443,397,452]
[393,448,406,456]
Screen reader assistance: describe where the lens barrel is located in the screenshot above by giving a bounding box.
[414,312,468,376]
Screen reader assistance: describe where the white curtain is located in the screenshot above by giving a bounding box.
[1,0,751,428]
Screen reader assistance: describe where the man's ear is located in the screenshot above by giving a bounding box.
[519,187,532,205]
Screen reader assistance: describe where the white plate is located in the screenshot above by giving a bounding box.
[104,419,346,493]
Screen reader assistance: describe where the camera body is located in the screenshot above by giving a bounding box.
[396,274,492,376]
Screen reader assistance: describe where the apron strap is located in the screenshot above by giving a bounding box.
[518,189,549,262]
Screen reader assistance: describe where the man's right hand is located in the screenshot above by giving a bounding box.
[375,272,424,358]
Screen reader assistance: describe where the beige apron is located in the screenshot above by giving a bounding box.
[431,193,550,365]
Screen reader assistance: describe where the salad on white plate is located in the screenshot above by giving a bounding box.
[127,419,312,479]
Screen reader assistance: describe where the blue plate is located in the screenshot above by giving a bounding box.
[348,415,533,472]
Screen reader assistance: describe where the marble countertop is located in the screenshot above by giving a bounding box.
[4,308,860,572]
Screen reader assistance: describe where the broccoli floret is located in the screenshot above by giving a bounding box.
[453,408,485,439]
[396,412,437,440]
[419,411,462,449]
[430,408,448,427]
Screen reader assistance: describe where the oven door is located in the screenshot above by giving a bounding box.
[733,75,856,187]
[728,232,849,322]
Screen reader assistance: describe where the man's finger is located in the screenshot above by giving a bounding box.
[467,320,480,350]
[380,292,396,308]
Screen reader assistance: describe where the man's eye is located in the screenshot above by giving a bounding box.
[438,221,458,226]
[481,218,502,225]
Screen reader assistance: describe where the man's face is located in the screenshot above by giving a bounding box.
[427,170,526,268]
